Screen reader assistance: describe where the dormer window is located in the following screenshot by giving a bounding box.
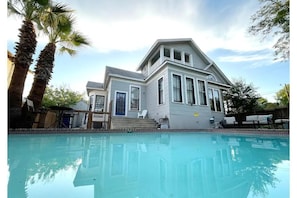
[207,74,217,81]
[185,53,190,63]
[164,48,170,58]
[174,50,181,61]
[151,50,160,65]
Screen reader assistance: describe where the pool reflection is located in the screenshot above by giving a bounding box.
[8,132,289,198]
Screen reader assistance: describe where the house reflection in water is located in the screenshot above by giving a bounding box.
[72,133,289,198]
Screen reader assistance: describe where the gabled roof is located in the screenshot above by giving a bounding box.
[86,81,104,89]
[86,81,104,95]
[105,66,145,81]
[137,38,212,71]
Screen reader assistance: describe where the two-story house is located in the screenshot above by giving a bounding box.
[86,38,232,129]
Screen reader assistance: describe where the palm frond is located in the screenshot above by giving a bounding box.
[51,3,74,14]
[70,31,90,46]
[59,46,76,56]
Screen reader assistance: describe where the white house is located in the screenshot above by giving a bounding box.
[86,38,232,129]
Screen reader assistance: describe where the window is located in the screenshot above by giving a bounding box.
[130,86,140,110]
[158,77,164,105]
[186,77,195,104]
[151,50,160,65]
[185,53,190,63]
[94,95,105,112]
[164,48,170,58]
[198,80,207,105]
[208,88,215,111]
[174,50,181,61]
[172,74,182,102]
[208,88,222,112]
[214,89,222,112]
[207,74,217,81]
[89,95,94,110]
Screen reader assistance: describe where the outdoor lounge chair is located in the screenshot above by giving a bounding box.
[138,109,148,119]
[221,116,238,128]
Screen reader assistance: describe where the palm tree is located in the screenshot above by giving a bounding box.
[25,7,90,127]
[7,0,49,128]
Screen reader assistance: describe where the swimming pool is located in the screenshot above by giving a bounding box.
[8,132,289,198]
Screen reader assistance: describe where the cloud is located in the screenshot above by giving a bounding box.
[218,52,272,63]
[6,0,276,57]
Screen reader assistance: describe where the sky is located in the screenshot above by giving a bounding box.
[5,0,292,103]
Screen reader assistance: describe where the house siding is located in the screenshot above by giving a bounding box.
[87,38,231,129]
[109,78,146,117]
[165,66,225,129]
[161,43,207,70]
[145,68,170,122]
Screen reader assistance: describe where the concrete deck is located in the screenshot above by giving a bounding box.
[8,128,289,136]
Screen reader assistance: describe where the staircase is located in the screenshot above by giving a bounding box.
[111,117,158,130]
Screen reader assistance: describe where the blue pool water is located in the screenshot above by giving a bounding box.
[8,132,289,198]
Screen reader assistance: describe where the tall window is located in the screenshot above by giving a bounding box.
[158,77,164,105]
[186,77,195,104]
[94,95,105,112]
[172,74,182,102]
[130,86,140,110]
[208,88,222,112]
[198,80,207,105]
[208,88,215,111]
[89,95,94,110]
[214,89,222,112]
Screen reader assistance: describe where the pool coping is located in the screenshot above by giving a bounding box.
[8,128,289,136]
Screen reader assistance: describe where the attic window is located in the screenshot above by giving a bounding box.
[185,53,190,63]
[207,74,217,81]
[164,48,170,58]
[151,50,160,65]
[174,50,181,61]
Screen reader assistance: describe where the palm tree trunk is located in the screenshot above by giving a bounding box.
[8,19,37,128]
[23,43,56,128]
[28,42,56,110]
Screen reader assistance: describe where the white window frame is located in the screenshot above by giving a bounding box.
[129,85,141,111]
[94,95,105,112]
[114,90,128,116]
[185,76,196,105]
[158,76,165,105]
[171,73,183,103]
[213,88,222,112]
[208,88,222,112]
[173,49,182,61]
[197,79,207,106]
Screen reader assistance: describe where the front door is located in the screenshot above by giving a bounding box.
[115,92,127,116]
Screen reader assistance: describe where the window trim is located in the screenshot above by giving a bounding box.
[171,73,183,103]
[158,76,165,105]
[94,95,105,112]
[150,50,160,66]
[197,79,207,106]
[208,88,222,112]
[164,48,171,58]
[185,76,196,105]
[173,49,182,61]
[129,85,141,111]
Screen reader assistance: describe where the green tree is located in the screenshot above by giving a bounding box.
[275,84,289,106]
[7,0,50,128]
[248,0,289,61]
[27,4,89,110]
[224,79,260,114]
[41,85,84,108]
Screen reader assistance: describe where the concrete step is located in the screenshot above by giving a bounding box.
[111,117,158,130]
